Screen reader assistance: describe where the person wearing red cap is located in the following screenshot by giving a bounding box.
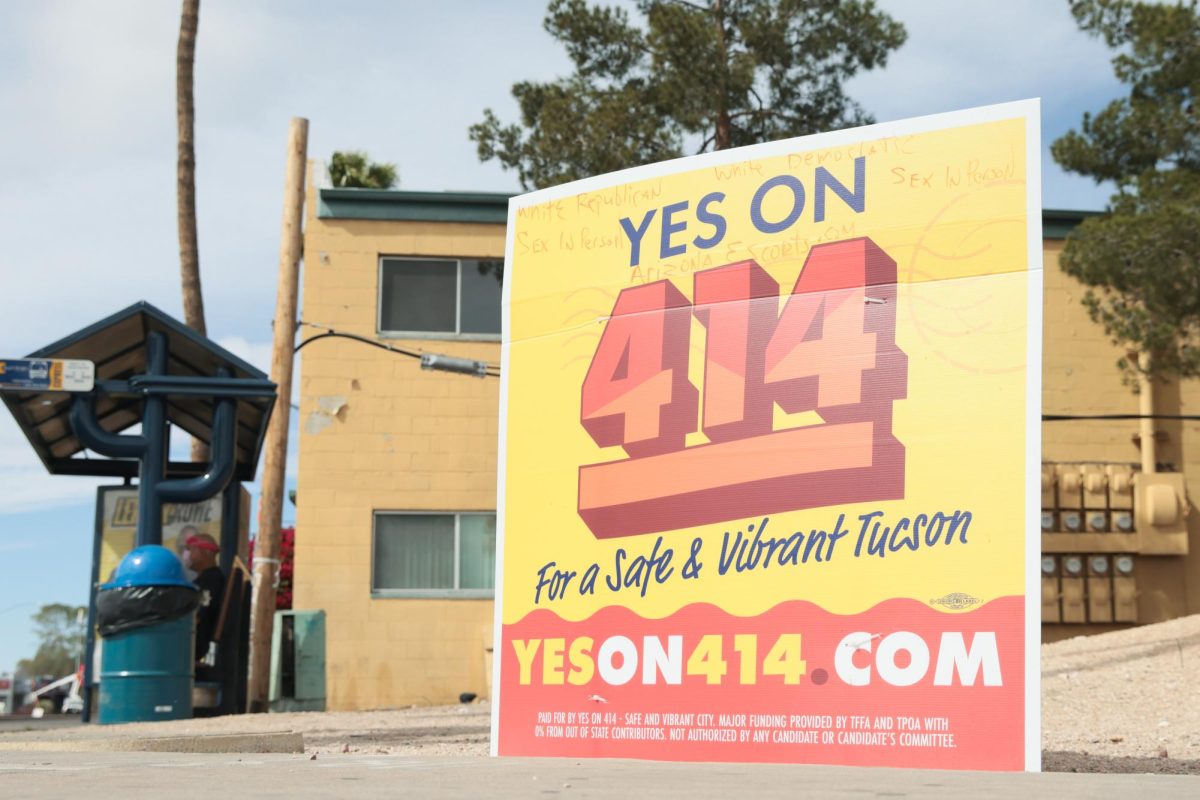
[183,531,224,666]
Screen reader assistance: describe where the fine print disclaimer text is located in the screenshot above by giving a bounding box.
[532,709,958,748]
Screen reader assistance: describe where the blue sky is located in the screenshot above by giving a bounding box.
[0,0,1122,673]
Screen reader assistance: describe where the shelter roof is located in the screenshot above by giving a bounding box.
[2,302,274,480]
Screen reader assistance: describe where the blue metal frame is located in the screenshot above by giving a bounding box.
[3,302,276,482]
[67,332,268,548]
[219,481,241,577]
[82,484,115,724]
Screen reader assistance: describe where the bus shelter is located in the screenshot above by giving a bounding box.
[2,302,276,720]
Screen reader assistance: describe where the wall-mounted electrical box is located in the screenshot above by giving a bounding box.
[1041,461,1187,630]
[1082,465,1108,534]
[1107,466,1134,508]
[1086,555,1113,623]
[1041,465,1057,534]
[1042,462,1187,556]
[1056,464,1084,534]
[1041,556,1060,624]
[1059,555,1087,624]
[1136,472,1189,555]
[1113,555,1138,623]
[269,609,327,713]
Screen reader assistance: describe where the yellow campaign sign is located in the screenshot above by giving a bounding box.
[494,101,1042,771]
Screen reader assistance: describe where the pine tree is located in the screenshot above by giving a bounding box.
[1052,0,1200,380]
[471,0,906,190]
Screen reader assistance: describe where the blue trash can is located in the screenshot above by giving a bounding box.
[96,546,198,724]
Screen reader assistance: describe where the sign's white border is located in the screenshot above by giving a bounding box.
[491,100,1044,772]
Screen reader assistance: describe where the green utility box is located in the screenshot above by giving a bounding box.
[269,609,326,712]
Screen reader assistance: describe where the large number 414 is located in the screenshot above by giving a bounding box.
[578,237,907,539]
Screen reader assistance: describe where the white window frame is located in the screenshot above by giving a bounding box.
[371,510,496,599]
[376,255,501,341]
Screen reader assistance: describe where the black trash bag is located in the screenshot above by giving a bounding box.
[96,585,199,637]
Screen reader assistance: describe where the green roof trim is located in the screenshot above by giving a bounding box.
[319,188,513,224]
[1043,208,1102,240]
[319,187,1100,238]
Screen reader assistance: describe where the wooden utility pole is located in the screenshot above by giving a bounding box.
[248,117,309,712]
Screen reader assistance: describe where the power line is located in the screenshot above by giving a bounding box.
[294,321,500,377]
[0,602,34,618]
[293,328,1200,402]
[1043,413,1200,421]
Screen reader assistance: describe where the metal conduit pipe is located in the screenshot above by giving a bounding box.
[68,393,147,458]
[156,395,237,503]
[1138,351,1156,474]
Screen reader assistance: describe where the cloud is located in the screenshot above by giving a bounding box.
[0,1,573,358]
[0,0,1121,365]
[216,335,274,375]
[0,0,1127,523]
[0,415,105,515]
[0,1,177,161]
[848,0,1120,123]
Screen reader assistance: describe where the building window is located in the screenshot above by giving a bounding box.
[378,257,502,338]
[372,511,496,597]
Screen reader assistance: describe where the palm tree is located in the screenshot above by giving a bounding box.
[177,0,208,461]
[329,151,398,189]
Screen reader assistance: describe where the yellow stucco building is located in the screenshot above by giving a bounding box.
[295,179,504,710]
[1041,218,1200,640]
[295,181,1200,710]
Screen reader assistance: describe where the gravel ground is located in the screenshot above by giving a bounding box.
[1042,613,1200,774]
[2,614,1196,774]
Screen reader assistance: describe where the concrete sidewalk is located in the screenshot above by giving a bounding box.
[0,704,490,757]
[0,707,1196,796]
[3,704,1198,775]
[0,752,1197,799]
